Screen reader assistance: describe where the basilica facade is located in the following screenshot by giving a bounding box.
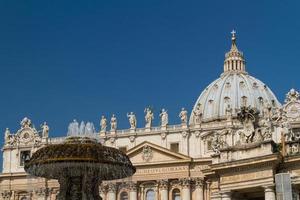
[1,32,300,200]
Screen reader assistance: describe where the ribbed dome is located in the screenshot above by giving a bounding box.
[189,31,281,123]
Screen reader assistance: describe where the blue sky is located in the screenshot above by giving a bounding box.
[0,0,300,143]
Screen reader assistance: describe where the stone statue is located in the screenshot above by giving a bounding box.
[282,117,293,141]
[20,117,32,128]
[262,101,272,120]
[144,107,154,128]
[236,107,259,144]
[41,122,49,138]
[110,114,117,131]
[179,108,188,124]
[100,116,107,132]
[212,132,221,154]
[225,104,233,121]
[127,112,137,129]
[240,117,255,143]
[4,128,11,144]
[159,108,168,127]
[193,103,202,124]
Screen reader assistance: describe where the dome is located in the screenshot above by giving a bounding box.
[189,31,281,123]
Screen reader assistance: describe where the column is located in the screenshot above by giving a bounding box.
[181,178,191,200]
[195,178,204,200]
[140,185,145,200]
[107,183,117,200]
[159,180,169,200]
[129,182,137,200]
[264,186,276,200]
[220,191,231,200]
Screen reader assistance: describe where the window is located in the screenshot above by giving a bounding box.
[146,189,155,200]
[20,151,30,166]
[119,147,127,153]
[172,189,181,200]
[120,192,128,200]
[170,143,179,153]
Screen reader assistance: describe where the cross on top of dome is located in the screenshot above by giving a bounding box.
[223,30,246,74]
[231,30,236,43]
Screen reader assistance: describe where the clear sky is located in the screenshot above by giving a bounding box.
[0,1,300,145]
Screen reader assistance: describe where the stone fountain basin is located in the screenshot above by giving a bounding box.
[24,137,136,180]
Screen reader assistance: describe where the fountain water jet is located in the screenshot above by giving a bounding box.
[24,120,135,200]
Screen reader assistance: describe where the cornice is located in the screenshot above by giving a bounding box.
[210,153,281,172]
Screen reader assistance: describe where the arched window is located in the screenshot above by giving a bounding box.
[172,188,181,200]
[120,191,128,200]
[20,197,28,200]
[146,189,155,200]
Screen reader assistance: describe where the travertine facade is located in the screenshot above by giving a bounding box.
[1,32,300,200]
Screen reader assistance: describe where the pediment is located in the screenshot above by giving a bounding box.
[127,141,191,165]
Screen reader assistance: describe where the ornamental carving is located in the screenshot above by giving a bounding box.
[285,88,300,103]
[107,183,117,192]
[159,180,169,190]
[194,131,201,138]
[142,145,153,162]
[181,131,189,138]
[180,178,191,188]
[4,117,42,147]
[128,182,137,192]
[282,89,300,121]
[194,178,204,188]
[161,132,167,140]
[35,188,49,196]
[1,190,12,199]
[211,132,228,154]
[236,106,259,144]
[129,135,135,143]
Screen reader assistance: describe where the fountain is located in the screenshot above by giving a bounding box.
[24,120,136,200]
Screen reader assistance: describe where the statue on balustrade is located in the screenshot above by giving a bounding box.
[110,114,117,131]
[193,103,203,124]
[144,107,154,128]
[179,108,188,124]
[100,116,107,132]
[127,112,137,129]
[41,122,49,138]
[159,108,168,127]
